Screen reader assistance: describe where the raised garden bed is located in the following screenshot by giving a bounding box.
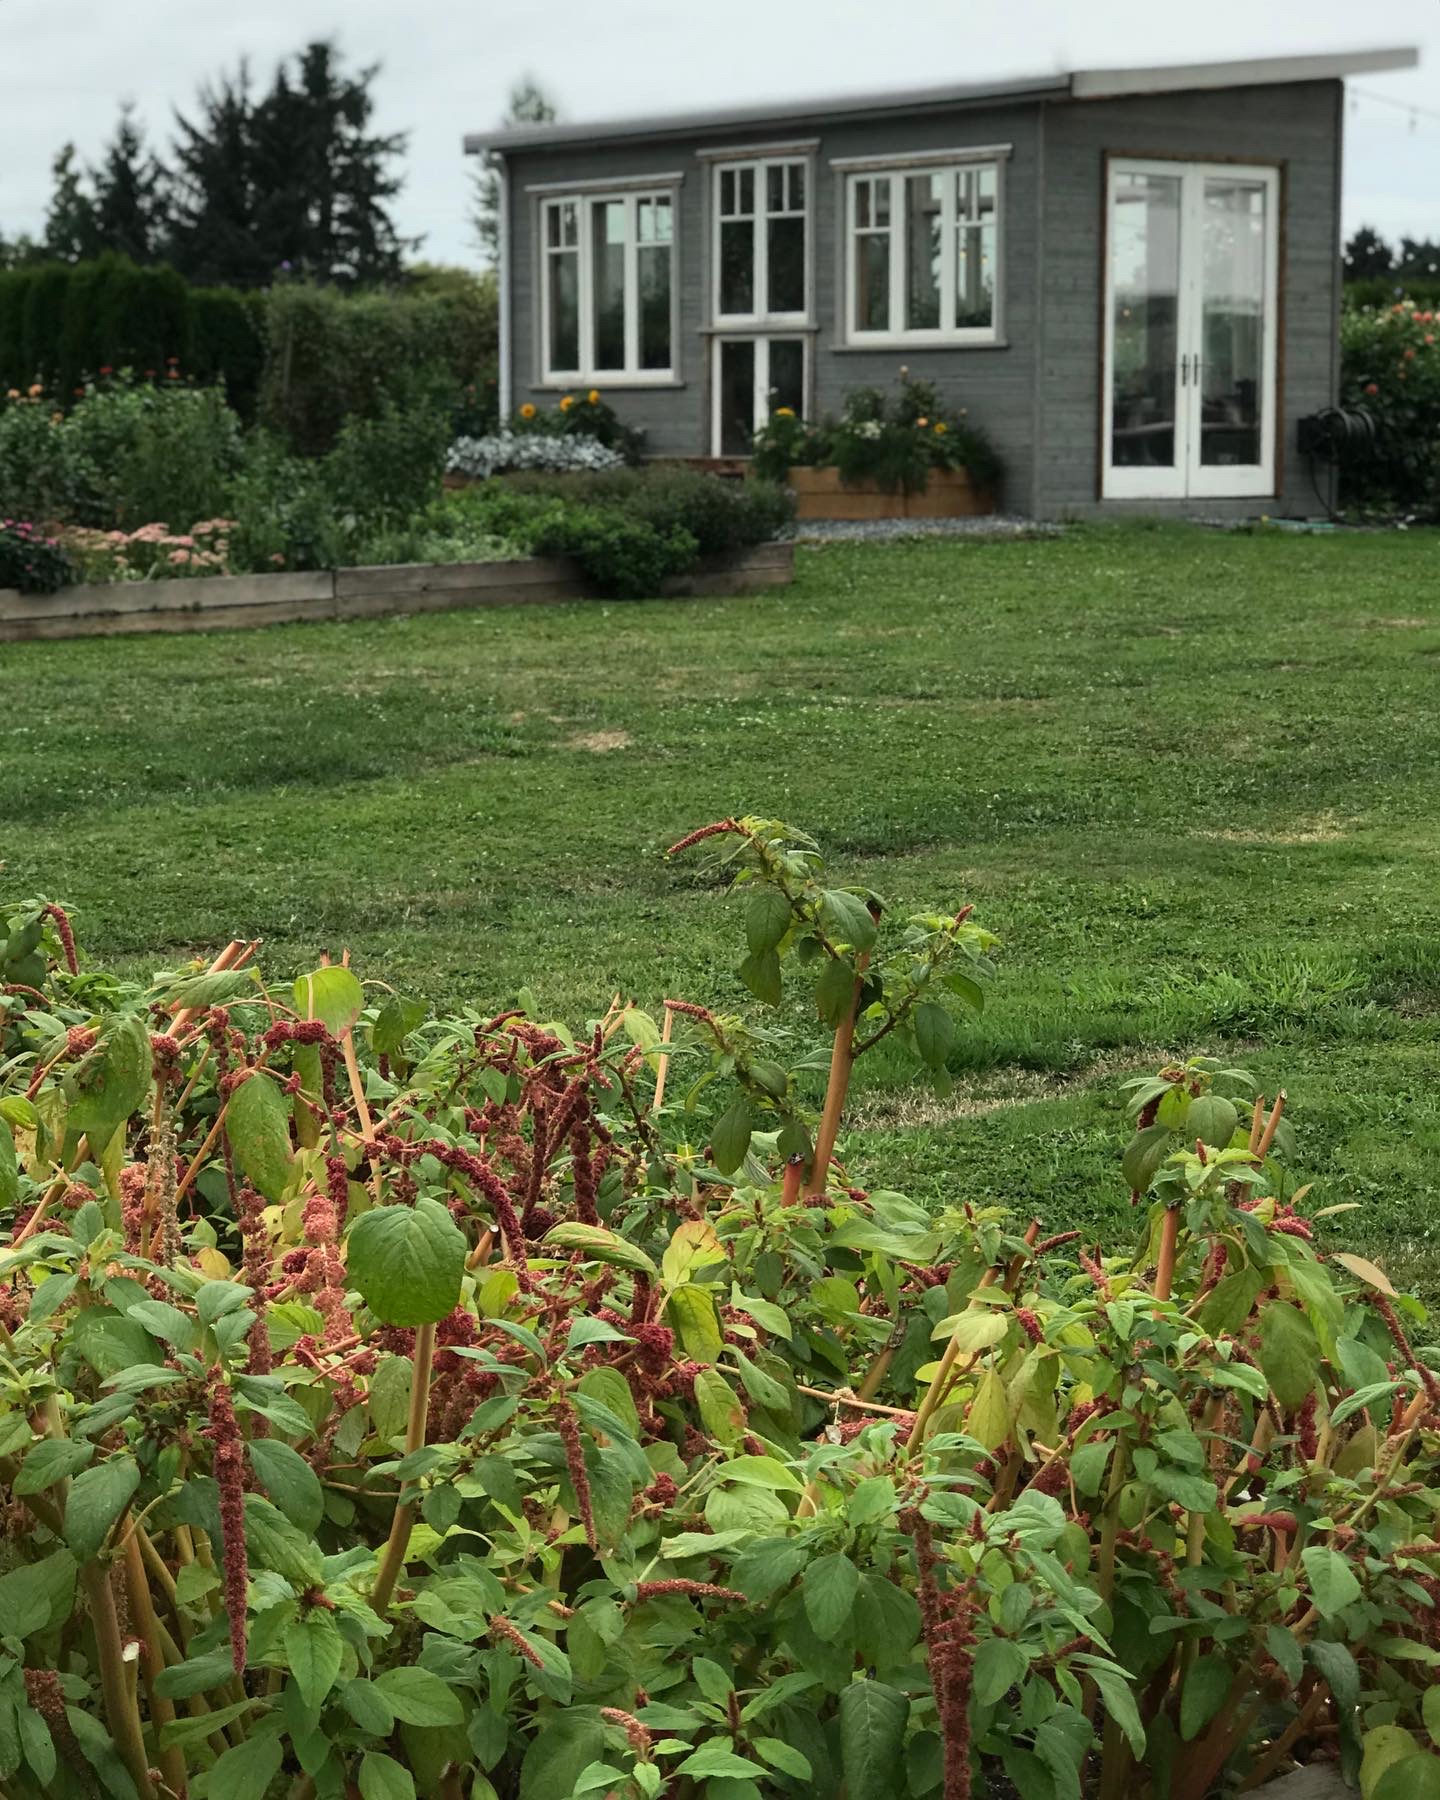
[0,542,794,642]
[787,465,995,521]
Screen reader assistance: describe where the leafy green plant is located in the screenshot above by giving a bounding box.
[1339,299,1440,515]
[1,834,1438,1800]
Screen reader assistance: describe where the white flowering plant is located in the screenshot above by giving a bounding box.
[445,430,626,482]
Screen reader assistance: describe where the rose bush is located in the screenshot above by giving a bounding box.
[1,823,1438,1799]
[1338,299,1440,515]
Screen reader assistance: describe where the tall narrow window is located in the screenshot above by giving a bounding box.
[714,156,809,321]
[540,189,676,381]
[852,176,891,333]
[637,195,673,371]
[546,201,580,374]
[845,158,1002,343]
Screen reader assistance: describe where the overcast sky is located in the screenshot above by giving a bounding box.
[2,0,1436,266]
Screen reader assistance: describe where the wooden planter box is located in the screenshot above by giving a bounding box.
[787,465,995,521]
[0,542,794,643]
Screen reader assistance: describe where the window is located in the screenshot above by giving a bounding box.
[843,158,1001,343]
[540,189,675,381]
[714,157,808,321]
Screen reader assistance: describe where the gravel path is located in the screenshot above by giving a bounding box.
[789,514,1061,542]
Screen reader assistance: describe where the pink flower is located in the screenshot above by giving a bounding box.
[269,552,286,566]
[168,549,191,565]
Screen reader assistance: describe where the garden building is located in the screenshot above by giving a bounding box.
[468,47,1416,518]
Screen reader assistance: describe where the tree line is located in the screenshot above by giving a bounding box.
[1344,226,1440,281]
[0,46,561,290]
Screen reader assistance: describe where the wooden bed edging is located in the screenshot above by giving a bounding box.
[0,542,795,642]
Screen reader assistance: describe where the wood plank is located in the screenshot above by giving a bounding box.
[0,570,333,624]
[0,597,341,642]
[333,558,580,599]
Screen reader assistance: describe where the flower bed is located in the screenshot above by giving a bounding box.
[753,370,1001,518]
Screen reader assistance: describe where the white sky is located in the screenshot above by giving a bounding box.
[1,0,1436,266]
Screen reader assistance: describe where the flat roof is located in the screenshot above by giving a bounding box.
[464,46,1418,155]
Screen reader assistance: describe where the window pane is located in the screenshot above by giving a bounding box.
[906,174,943,330]
[720,218,754,314]
[718,339,756,456]
[955,222,995,328]
[548,252,579,371]
[855,177,889,231]
[767,338,804,416]
[767,163,786,214]
[592,200,627,371]
[768,215,805,313]
[788,162,804,210]
[1199,177,1267,466]
[639,243,671,370]
[548,201,578,249]
[855,234,889,332]
[1109,170,1182,469]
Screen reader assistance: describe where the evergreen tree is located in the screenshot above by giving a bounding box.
[168,64,270,287]
[91,106,171,263]
[1398,237,1440,277]
[43,145,99,262]
[1343,226,1394,279]
[472,79,557,266]
[168,41,412,287]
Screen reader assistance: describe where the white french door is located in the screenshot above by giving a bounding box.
[1103,159,1280,501]
[711,336,807,457]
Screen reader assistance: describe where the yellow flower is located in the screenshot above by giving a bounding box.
[933,421,947,435]
[5,388,17,400]
[916,416,929,428]
[587,389,600,405]
[559,394,575,411]
[519,402,536,420]
[774,406,795,418]
[27,383,42,398]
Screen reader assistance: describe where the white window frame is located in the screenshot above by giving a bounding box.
[536,183,679,386]
[838,147,1007,347]
[711,155,811,326]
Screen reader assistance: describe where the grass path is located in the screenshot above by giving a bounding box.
[8,525,1440,1284]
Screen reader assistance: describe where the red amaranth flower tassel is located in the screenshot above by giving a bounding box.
[1015,1308,1045,1344]
[489,1614,544,1667]
[1297,1392,1319,1461]
[666,818,744,856]
[1373,1294,1440,1409]
[554,1396,596,1548]
[45,902,79,975]
[631,1579,746,1604]
[205,1375,249,1676]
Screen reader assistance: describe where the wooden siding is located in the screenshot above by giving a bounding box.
[501,80,1344,519]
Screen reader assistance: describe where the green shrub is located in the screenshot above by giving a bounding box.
[1338,298,1440,514]
[3,828,1439,1800]
[0,255,192,399]
[495,465,794,557]
[189,285,268,421]
[0,391,70,521]
[259,276,498,453]
[532,504,698,595]
[222,432,344,573]
[321,393,452,522]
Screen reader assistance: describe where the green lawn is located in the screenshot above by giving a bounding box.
[9,525,1440,1287]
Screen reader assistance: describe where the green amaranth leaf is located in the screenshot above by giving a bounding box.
[803,1551,860,1642]
[65,1012,151,1147]
[293,965,364,1035]
[1302,1545,1363,1619]
[1259,1303,1319,1410]
[64,1455,139,1562]
[347,1198,466,1327]
[746,885,793,956]
[247,1438,324,1534]
[839,1680,910,1800]
[541,1221,657,1276]
[710,1099,752,1176]
[225,1071,293,1202]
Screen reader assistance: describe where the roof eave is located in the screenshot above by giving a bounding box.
[464,45,1420,157]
